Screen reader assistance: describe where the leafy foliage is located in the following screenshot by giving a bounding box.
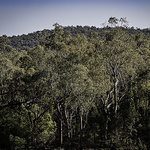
[1,19,150,149]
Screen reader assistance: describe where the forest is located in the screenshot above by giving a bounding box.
[0,17,150,150]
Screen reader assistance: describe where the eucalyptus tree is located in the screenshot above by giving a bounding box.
[97,26,141,146]
[43,24,98,149]
[108,17,129,28]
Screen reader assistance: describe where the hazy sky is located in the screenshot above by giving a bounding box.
[0,0,150,36]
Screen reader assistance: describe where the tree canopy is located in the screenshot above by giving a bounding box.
[1,19,150,149]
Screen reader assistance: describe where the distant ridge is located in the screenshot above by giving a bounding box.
[2,26,150,51]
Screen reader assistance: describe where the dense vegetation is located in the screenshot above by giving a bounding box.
[0,18,150,149]
[2,22,150,51]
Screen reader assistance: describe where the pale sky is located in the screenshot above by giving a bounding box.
[0,0,150,36]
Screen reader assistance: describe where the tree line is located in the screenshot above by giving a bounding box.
[0,19,150,149]
[1,20,150,51]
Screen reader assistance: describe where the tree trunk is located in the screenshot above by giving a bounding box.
[60,118,63,147]
[93,132,96,150]
[114,78,118,114]
[105,114,108,140]
[80,110,83,150]
[114,77,119,144]
[57,103,63,148]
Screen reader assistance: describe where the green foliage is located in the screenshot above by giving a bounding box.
[3,22,150,51]
[1,22,150,149]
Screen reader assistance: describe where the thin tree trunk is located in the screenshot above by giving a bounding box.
[114,77,118,144]
[60,118,63,147]
[80,110,83,150]
[105,114,108,140]
[93,132,96,150]
[114,78,118,114]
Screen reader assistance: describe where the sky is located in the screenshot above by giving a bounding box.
[0,0,150,36]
